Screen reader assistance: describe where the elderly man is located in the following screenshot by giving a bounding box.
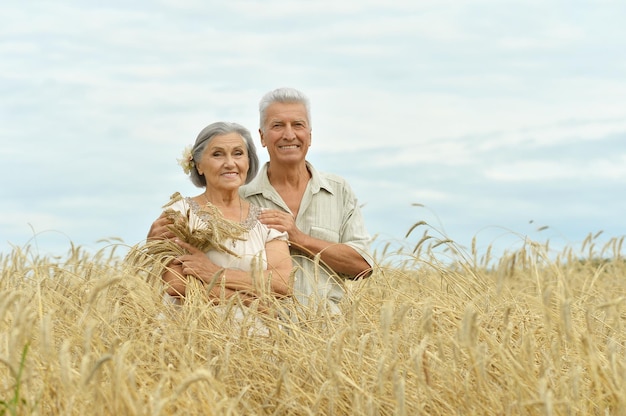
[242,87,372,314]
[149,87,373,314]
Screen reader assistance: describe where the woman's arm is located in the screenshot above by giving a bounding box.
[263,239,294,296]
[162,262,187,297]
[162,260,239,300]
[173,239,293,300]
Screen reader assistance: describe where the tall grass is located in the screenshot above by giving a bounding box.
[1,229,626,415]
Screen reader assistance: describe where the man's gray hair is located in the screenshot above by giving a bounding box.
[258,87,312,131]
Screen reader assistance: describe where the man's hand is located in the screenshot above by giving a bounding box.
[258,209,305,244]
[259,209,371,278]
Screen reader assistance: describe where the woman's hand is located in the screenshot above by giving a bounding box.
[170,240,238,301]
[172,239,221,283]
[147,212,177,240]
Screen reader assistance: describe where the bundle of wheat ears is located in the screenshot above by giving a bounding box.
[126,192,248,281]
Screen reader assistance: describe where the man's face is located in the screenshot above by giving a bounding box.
[259,102,311,165]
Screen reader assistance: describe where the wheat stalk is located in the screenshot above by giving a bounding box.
[125,192,248,280]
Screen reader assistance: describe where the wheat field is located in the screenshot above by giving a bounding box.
[1,228,625,415]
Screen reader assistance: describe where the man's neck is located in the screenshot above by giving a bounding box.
[267,161,310,188]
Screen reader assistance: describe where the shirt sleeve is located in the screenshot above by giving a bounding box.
[340,196,375,268]
[267,227,288,243]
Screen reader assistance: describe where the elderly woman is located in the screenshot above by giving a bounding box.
[156,121,293,310]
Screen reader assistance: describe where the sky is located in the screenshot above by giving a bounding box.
[2,0,625,263]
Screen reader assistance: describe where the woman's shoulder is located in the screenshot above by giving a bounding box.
[242,203,262,230]
[247,204,288,242]
[248,203,263,217]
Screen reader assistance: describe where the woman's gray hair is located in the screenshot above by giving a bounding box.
[258,87,312,131]
[189,121,259,187]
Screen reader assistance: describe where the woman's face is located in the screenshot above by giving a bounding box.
[196,132,249,192]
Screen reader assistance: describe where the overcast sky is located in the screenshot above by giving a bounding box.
[2,0,625,262]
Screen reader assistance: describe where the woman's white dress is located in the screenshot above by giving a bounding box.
[163,196,289,333]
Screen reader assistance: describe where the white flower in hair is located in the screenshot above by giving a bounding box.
[177,145,194,175]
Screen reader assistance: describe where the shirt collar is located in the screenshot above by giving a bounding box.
[305,161,334,195]
[241,161,335,197]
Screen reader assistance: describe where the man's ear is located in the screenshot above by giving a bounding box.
[259,128,266,147]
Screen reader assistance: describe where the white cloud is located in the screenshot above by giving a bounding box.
[484,155,626,182]
[476,118,626,152]
[2,0,626,257]
[408,188,454,202]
